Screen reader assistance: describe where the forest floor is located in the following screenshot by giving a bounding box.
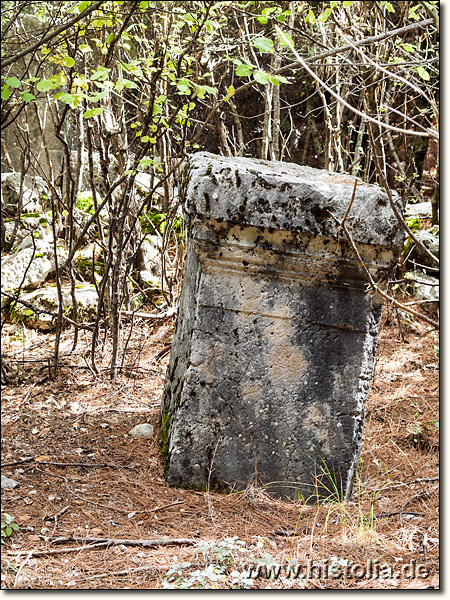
[1,306,439,589]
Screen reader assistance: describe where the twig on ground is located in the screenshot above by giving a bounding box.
[374,511,425,519]
[135,500,185,514]
[43,503,71,523]
[49,535,195,548]
[373,476,439,492]
[2,457,34,468]
[7,542,111,558]
[155,344,172,361]
[13,549,34,589]
[120,309,177,320]
[401,485,439,510]
[33,461,134,469]
[80,564,161,581]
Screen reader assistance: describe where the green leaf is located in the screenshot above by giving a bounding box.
[78,1,91,13]
[318,7,333,22]
[6,77,21,88]
[343,1,353,7]
[416,66,430,81]
[21,92,35,102]
[268,74,290,86]
[177,79,191,94]
[120,78,137,89]
[381,1,395,12]
[305,9,316,24]
[91,69,108,81]
[62,56,76,67]
[83,106,103,119]
[277,30,293,47]
[139,157,156,168]
[141,135,150,143]
[55,92,75,104]
[36,80,55,92]
[1,86,11,100]
[236,64,253,77]
[400,43,415,53]
[252,37,274,54]
[254,71,270,84]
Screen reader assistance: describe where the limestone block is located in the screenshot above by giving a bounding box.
[1,241,67,308]
[406,226,439,271]
[1,172,50,215]
[161,153,403,501]
[11,284,98,330]
[404,201,433,219]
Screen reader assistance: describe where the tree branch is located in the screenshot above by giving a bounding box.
[275,26,438,140]
[367,124,439,266]
[192,18,437,147]
[1,1,105,70]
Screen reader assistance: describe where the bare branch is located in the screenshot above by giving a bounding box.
[1,1,105,70]
[367,124,439,266]
[275,26,438,140]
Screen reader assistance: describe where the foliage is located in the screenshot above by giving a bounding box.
[76,192,95,215]
[1,513,20,544]
[163,537,254,589]
[405,217,422,233]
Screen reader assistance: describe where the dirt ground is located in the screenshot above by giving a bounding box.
[1,306,439,589]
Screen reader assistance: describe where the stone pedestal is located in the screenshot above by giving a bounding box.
[161,152,403,501]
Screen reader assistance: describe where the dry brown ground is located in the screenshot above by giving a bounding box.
[1,306,439,589]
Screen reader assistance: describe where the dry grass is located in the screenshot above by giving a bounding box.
[1,306,439,589]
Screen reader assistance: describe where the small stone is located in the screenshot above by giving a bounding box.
[404,201,433,218]
[1,475,19,489]
[128,423,154,438]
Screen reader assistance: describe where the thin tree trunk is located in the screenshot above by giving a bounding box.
[431,162,439,225]
[271,54,281,161]
[229,100,245,156]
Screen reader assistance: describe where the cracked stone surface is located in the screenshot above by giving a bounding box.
[161,152,403,501]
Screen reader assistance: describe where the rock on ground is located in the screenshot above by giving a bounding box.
[129,423,154,437]
[10,284,98,330]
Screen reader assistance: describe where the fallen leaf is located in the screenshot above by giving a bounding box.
[35,455,51,462]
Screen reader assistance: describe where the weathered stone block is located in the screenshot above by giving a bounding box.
[161,152,403,501]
